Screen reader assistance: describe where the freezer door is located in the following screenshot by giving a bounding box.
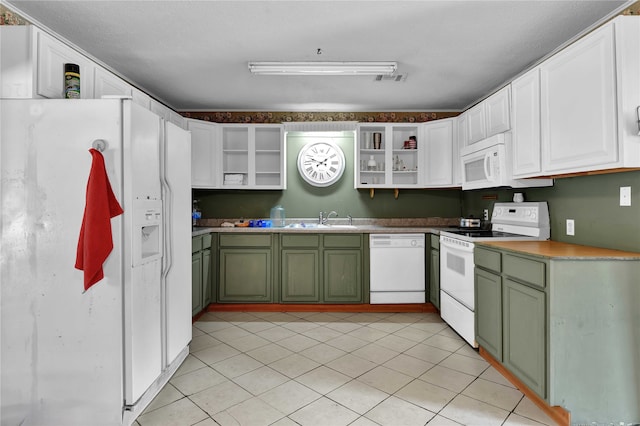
[122,101,164,406]
[124,259,163,405]
[162,121,192,366]
[124,101,162,200]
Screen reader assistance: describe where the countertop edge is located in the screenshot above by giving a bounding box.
[478,240,640,260]
[193,226,453,236]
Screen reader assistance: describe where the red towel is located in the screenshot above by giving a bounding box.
[75,148,124,291]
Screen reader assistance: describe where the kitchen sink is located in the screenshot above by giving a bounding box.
[285,223,357,229]
[285,223,328,229]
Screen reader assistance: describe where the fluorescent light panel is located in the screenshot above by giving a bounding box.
[248,61,397,76]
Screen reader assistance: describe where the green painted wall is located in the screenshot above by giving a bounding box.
[461,170,640,252]
[195,131,462,220]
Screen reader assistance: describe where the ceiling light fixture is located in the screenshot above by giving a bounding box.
[248,61,397,76]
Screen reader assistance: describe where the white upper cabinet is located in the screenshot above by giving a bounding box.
[466,103,487,145]
[540,21,618,174]
[538,16,640,175]
[457,111,469,150]
[1,26,36,98]
[422,118,459,187]
[149,100,186,129]
[511,68,542,177]
[219,124,285,189]
[131,87,152,109]
[466,86,511,146]
[1,24,188,128]
[485,86,511,136]
[356,124,422,188]
[187,119,218,188]
[94,67,132,99]
[36,29,94,99]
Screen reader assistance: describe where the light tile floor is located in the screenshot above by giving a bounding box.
[135,311,557,426]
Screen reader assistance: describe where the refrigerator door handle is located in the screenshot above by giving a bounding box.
[160,126,173,279]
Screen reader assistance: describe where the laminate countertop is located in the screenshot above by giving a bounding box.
[192,217,461,237]
[479,240,640,260]
[192,225,456,237]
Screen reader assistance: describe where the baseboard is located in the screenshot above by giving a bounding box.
[478,347,569,426]
[204,302,437,313]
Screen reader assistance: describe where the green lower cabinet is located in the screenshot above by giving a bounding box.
[192,233,214,316]
[219,248,272,302]
[192,249,203,316]
[279,234,364,303]
[502,278,546,399]
[281,249,320,302]
[202,247,212,305]
[429,248,440,308]
[324,249,362,302]
[475,267,502,361]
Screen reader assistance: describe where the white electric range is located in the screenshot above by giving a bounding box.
[438,202,550,347]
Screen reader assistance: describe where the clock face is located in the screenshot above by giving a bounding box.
[297,141,346,187]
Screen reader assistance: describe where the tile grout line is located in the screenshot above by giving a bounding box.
[139,313,553,426]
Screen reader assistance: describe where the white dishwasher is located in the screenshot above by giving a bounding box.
[369,234,425,304]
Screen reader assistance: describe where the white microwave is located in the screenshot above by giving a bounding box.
[460,133,553,190]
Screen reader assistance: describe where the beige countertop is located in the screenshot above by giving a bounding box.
[479,240,640,260]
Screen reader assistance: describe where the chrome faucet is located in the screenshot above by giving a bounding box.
[320,210,338,225]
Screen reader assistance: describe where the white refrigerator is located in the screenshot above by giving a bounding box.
[1,98,192,425]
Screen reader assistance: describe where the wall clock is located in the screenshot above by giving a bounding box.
[297,141,346,187]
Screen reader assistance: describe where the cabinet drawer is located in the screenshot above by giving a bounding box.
[219,233,272,248]
[475,247,501,273]
[430,234,440,249]
[324,234,362,248]
[192,236,202,253]
[503,254,546,288]
[202,233,212,249]
[281,234,320,248]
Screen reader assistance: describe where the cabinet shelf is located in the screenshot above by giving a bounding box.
[356,123,422,189]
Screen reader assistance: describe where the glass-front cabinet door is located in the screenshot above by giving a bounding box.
[356,124,422,188]
[219,124,285,189]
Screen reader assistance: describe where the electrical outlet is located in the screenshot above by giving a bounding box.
[483,209,489,221]
[620,186,631,206]
[566,219,575,236]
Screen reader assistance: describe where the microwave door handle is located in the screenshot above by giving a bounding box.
[484,152,494,181]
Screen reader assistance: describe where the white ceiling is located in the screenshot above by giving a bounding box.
[5,1,633,112]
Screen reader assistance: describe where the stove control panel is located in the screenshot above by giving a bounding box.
[492,202,549,227]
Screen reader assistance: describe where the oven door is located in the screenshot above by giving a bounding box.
[439,235,475,310]
[439,234,477,347]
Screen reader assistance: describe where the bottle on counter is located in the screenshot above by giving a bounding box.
[270,205,286,228]
[192,200,201,226]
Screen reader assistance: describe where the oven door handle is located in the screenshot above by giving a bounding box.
[440,236,475,252]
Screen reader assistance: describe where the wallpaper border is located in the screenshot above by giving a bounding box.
[182,111,459,124]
